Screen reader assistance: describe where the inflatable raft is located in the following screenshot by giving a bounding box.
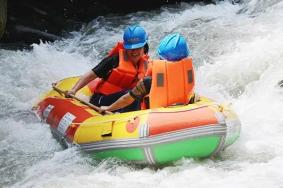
[34,76,241,165]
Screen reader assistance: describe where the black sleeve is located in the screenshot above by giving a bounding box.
[129,90,142,101]
[143,76,152,94]
[92,55,119,80]
[129,76,152,101]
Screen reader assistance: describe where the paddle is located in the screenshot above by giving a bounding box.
[52,84,113,115]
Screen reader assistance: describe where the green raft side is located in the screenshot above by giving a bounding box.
[153,136,221,164]
[93,147,145,161]
[89,136,221,164]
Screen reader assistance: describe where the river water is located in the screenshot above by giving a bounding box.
[1,0,283,187]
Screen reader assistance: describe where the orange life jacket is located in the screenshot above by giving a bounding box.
[145,60,153,76]
[107,42,124,57]
[149,57,195,108]
[88,43,148,95]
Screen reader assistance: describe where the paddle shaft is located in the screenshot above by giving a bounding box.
[52,85,112,115]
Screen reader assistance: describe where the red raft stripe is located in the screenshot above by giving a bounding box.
[148,107,219,136]
[38,97,95,140]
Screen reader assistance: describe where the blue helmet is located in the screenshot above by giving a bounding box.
[123,25,148,50]
[157,33,190,61]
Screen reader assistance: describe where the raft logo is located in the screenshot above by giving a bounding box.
[127,37,141,43]
[42,105,54,121]
[58,112,76,135]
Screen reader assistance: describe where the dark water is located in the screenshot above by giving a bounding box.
[1,0,211,47]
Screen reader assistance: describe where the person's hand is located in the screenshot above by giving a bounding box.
[52,82,58,87]
[65,90,76,98]
[99,106,110,114]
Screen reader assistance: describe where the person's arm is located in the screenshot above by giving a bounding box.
[66,70,97,96]
[66,55,119,97]
[101,93,135,112]
[100,77,151,112]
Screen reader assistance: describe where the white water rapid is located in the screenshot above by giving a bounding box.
[1,0,283,187]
